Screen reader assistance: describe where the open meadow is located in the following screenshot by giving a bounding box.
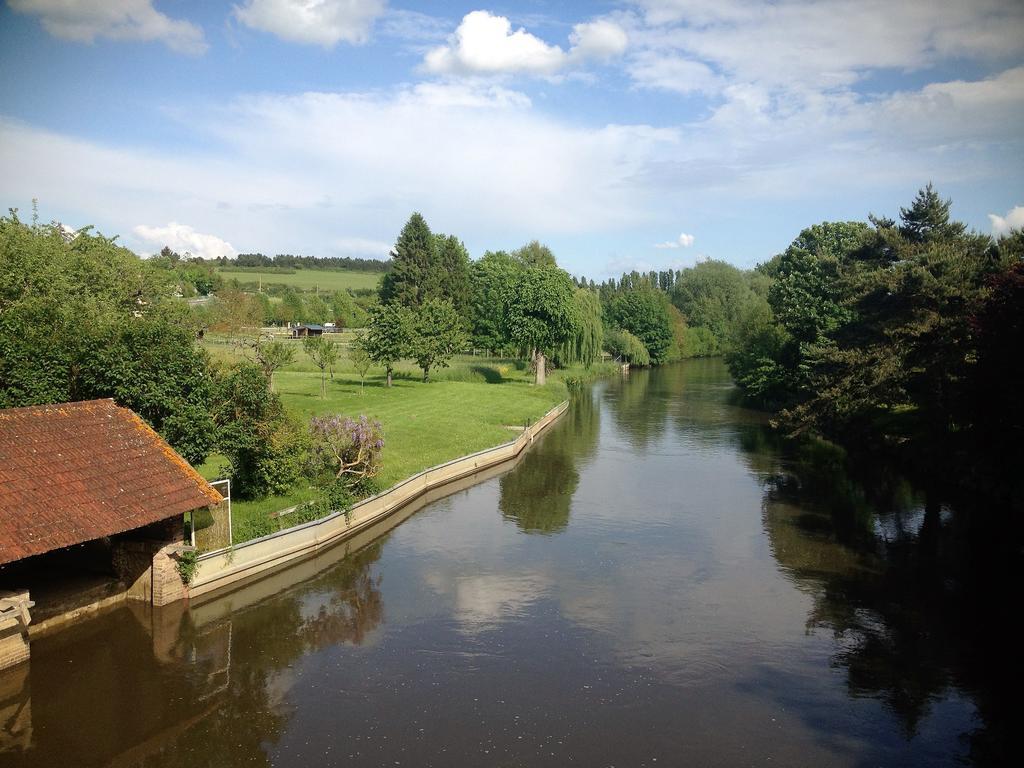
[216,267,383,293]
[197,334,614,542]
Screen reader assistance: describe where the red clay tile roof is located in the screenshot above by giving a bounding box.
[0,399,222,566]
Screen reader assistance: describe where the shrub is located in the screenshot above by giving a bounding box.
[308,414,385,487]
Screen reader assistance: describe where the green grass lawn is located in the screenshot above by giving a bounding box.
[195,354,608,545]
[216,267,383,293]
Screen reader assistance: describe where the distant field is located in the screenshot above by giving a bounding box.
[217,267,384,293]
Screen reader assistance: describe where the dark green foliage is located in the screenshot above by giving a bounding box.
[728,184,1018,501]
[435,234,473,314]
[898,182,967,243]
[212,363,308,498]
[469,250,523,351]
[0,213,214,462]
[408,299,468,382]
[606,289,674,364]
[379,212,440,308]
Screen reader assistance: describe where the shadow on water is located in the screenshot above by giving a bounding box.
[755,433,1014,765]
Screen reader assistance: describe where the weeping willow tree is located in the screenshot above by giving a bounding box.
[554,288,603,368]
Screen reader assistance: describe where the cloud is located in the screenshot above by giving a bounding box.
[630,0,1024,91]
[9,0,207,54]
[133,222,237,259]
[0,84,677,259]
[232,0,386,47]
[569,19,629,61]
[629,52,719,95]
[424,11,627,76]
[989,205,1024,235]
[654,232,695,249]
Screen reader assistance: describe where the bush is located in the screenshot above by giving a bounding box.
[214,363,310,498]
[308,414,385,487]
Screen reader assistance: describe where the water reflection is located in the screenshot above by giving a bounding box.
[0,543,384,767]
[758,438,1011,763]
[0,360,1012,766]
[498,391,599,534]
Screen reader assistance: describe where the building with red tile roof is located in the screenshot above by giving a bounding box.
[0,399,222,566]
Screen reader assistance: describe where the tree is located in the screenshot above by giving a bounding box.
[308,415,384,486]
[303,336,339,398]
[253,338,295,392]
[769,222,868,344]
[362,303,411,387]
[435,234,472,314]
[501,266,577,385]
[606,289,674,364]
[379,212,441,308]
[212,363,308,499]
[512,240,558,268]
[555,288,603,367]
[0,213,216,462]
[469,250,523,352]
[670,260,754,351]
[408,299,468,382]
[349,334,373,392]
[330,290,359,328]
[605,328,650,366]
[898,182,966,243]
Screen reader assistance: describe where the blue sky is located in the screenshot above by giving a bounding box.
[1,0,1022,278]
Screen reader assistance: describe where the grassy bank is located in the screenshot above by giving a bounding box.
[197,350,615,544]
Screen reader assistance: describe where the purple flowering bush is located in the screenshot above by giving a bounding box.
[308,414,385,486]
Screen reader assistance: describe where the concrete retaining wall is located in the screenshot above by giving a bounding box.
[188,400,568,600]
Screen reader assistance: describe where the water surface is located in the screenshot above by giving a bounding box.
[1,360,1009,766]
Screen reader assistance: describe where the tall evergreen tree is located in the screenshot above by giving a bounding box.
[898,182,967,243]
[379,212,440,308]
[435,233,472,314]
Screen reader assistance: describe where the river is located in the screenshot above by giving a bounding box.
[0,360,1010,766]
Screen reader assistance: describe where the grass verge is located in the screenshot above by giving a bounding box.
[195,356,613,545]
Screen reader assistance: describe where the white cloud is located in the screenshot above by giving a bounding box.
[569,19,628,61]
[0,85,677,259]
[989,206,1024,235]
[424,11,628,76]
[233,0,386,47]
[9,0,207,54]
[629,52,718,95]
[133,222,237,259]
[654,232,695,249]
[628,0,1024,91]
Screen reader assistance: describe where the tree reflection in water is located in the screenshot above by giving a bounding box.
[1,541,386,768]
[758,438,1012,764]
[498,389,599,534]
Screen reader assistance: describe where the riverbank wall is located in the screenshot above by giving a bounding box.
[187,400,569,600]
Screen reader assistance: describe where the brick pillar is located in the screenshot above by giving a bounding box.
[151,543,188,607]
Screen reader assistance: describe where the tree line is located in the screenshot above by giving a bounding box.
[725,185,1023,511]
[223,252,392,272]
